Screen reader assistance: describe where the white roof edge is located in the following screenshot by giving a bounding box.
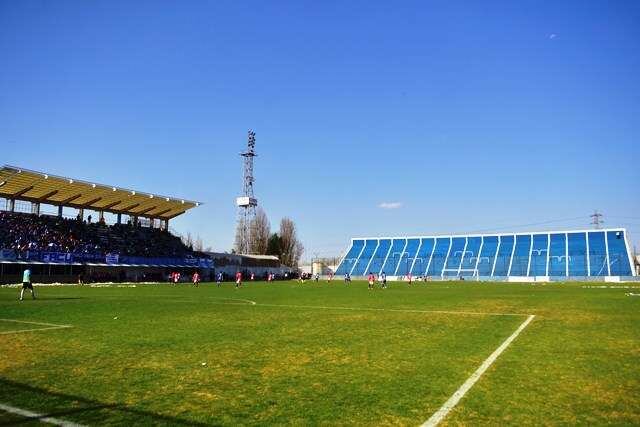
[350,228,628,241]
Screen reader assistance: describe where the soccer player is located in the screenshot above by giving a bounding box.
[407,273,413,286]
[368,272,376,290]
[173,271,181,285]
[250,272,255,281]
[216,271,223,287]
[235,271,242,288]
[328,272,334,283]
[192,271,200,287]
[314,273,319,282]
[267,272,273,283]
[20,267,36,301]
[380,271,387,289]
[344,272,351,284]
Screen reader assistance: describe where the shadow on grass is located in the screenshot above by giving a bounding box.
[0,378,209,426]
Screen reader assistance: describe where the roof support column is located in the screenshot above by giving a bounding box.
[99,211,104,223]
[8,199,15,212]
[164,219,169,232]
[58,205,63,218]
[31,202,40,216]
[117,213,122,224]
[78,208,84,221]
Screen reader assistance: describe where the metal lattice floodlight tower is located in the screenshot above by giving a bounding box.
[236,130,258,254]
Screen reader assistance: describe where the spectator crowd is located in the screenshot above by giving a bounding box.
[0,211,195,258]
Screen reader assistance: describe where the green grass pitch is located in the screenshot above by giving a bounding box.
[0,280,639,425]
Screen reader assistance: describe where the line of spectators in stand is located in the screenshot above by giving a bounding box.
[0,211,199,258]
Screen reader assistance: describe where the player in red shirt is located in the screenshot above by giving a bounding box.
[235,271,242,288]
[192,272,200,287]
[368,272,375,290]
[172,271,181,286]
[407,273,412,286]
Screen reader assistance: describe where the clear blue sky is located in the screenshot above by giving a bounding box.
[1,0,639,258]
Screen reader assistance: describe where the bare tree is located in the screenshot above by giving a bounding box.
[193,236,204,252]
[234,217,247,254]
[279,217,304,268]
[248,208,270,255]
[182,232,194,250]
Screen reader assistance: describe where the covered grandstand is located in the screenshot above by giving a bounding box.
[0,165,295,284]
[0,165,210,282]
[335,229,636,280]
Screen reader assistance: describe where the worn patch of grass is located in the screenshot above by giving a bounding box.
[0,281,638,425]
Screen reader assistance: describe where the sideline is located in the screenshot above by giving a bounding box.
[421,314,536,426]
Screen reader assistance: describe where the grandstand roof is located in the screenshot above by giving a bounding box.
[0,165,201,220]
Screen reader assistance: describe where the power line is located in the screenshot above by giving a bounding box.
[457,216,587,235]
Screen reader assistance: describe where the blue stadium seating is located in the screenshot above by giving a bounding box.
[335,229,635,278]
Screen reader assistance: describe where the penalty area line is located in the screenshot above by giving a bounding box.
[0,402,86,427]
[421,314,536,427]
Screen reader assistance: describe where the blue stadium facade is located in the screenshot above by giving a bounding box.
[335,229,635,279]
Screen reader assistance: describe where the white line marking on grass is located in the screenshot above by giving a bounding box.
[0,319,70,327]
[152,297,257,306]
[582,285,640,289]
[0,319,72,335]
[0,402,86,426]
[421,314,536,427]
[222,298,257,305]
[254,303,527,317]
